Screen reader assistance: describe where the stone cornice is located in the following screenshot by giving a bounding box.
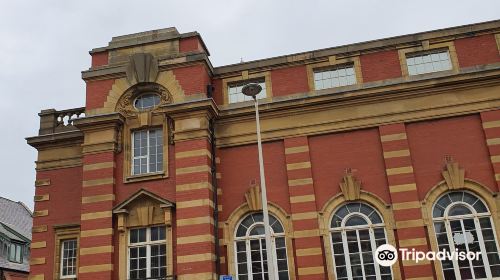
[219,65,500,118]
[82,53,213,81]
[215,66,500,147]
[73,112,125,132]
[213,20,500,76]
[26,130,83,150]
[161,98,219,120]
[162,99,219,143]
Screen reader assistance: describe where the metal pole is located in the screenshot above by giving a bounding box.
[253,97,276,280]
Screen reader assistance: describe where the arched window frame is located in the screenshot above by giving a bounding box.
[233,213,289,280]
[328,202,392,280]
[422,179,500,280]
[429,189,500,279]
[114,83,173,183]
[223,202,296,280]
[319,192,402,280]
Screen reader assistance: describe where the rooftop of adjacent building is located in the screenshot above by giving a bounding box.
[0,198,32,241]
[0,197,32,273]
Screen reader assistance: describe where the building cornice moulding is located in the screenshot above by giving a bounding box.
[215,67,500,147]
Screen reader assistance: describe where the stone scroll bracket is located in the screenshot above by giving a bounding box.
[126,53,159,86]
[442,156,465,190]
[339,168,361,201]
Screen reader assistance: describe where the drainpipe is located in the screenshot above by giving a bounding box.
[210,118,221,277]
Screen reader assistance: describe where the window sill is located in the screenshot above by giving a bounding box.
[125,172,166,183]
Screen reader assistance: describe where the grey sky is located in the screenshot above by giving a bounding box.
[0,0,499,210]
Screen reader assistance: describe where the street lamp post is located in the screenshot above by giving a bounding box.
[242,83,276,280]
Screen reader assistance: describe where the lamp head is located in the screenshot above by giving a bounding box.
[241,83,262,99]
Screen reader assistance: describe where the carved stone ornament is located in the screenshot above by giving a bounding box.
[442,158,465,190]
[340,169,361,201]
[126,53,159,85]
[116,83,172,118]
[245,184,262,211]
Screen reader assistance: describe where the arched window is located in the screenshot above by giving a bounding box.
[330,202,392,280]
[234,213,289,280]
[432,191,500,279]
[134,93,160,110]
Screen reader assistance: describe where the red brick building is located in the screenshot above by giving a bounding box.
[27,21,500,280]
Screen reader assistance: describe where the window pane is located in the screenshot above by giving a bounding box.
[134,93,160,110]
[406,50,452,75]
[61,239,77,276]
[132,129,163,175]
[313,64,356,91]
[228,80,267,104]
[345,215,368,226]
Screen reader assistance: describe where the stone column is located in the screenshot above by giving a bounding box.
[74,114,123,280]
[379,123,434,280]
[284,137,326,280]
[481,109,500,192]
[169,102,218,280]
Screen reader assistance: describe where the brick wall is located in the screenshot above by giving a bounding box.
[407,115,497,198]
[180,37,203,53]
[271,65,310,97]
[360,50,402,82]
[91,51,109,68]
[85,79,115,111]
[173,64,211,96]
[455,34,500,68]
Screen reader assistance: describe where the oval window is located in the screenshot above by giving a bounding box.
[134,93,160,110]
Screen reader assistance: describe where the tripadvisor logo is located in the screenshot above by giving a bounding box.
[374,244,481,267]
[375,244,398,267]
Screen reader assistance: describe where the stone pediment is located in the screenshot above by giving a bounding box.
[113,189,174,228]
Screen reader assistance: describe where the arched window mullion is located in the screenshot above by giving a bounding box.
[369,227,382,280]
[341,230,353,280]
[245,239,252,280]
[444,220,461,279]
[474,217,493,279]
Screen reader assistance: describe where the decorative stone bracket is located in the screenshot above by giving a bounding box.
[339,169,361,201]
[442,158,465,190]
[245,184,262,211]
[126,53,159,86]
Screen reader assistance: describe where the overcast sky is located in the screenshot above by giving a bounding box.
[0,1,499,210]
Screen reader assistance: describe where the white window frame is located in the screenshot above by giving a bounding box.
[8,243,22,263]
[228,79,267,104]
[432,191,500,280]
[406,49,453,76]
[127,226,167,280]
[313,64,357,90]
[131,128,163,175]
[234,214,289,280]
[329,203,392,280]
[60,239,77,279]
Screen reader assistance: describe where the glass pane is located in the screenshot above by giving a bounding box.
[347,203,361,213]
[433,205,445,218]
[345,215,368,226]
[271,221,284,233]
[368,212,382,224]
[134,93,160,110]
[250,225,265,236]
[236,225,247,237]
[448,205,472,216]
[473,200,488,213]
[335,206,349,219]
